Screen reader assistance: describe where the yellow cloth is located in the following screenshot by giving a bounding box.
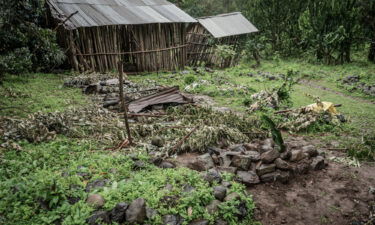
[305,101,338,115]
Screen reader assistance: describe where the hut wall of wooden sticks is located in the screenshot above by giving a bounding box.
[56,23,187,73]
[186,12,259,68]
[186,23,243,68]
[46,0,196,73]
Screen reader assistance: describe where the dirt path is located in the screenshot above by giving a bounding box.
[249,158,375,225]
[299,80,375,105]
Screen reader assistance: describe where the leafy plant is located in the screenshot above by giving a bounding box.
[261,114,286,152]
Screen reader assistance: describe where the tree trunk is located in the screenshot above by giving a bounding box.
[368,38,375,63]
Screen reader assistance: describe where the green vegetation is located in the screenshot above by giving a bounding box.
[130,58,375,160]
[0,138,258,225]
[0,73,88,118]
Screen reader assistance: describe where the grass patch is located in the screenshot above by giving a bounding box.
[0,73,88,118]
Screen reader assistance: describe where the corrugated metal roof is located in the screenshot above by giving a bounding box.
[47,0,196,29]
[197,12,258,38]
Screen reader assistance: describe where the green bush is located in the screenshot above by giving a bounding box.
[0,48,33,75]
[184,75,197,85]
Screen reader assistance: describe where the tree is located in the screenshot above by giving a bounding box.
[359,0,375,63]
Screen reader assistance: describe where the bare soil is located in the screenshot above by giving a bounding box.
[249,158,375,225]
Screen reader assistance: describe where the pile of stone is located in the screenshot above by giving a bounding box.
[86,186,248,225]
[182,138,326,186]
[341,75,375,97]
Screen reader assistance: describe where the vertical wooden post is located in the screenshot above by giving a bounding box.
[118,61,132,144]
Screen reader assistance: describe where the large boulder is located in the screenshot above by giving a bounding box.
[126,198,147,224]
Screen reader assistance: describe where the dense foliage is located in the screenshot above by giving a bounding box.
[0,0,65,78]
[173,0,375,65]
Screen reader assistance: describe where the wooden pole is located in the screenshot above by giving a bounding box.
[118,61,132,144]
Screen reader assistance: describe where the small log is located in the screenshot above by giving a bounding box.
[169,126,199,155]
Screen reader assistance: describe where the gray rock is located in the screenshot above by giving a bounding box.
[87,194,105,208]
[221,181,232,188]
[203,169,222,184]
[317,149,326,157]
[302,145,318,157]
[290,150,308,162]
[260,171,279,183]
[146,207,157,219]
[224,192,241,202]
[231,155,252,170]
[260,138,274,153]
[215,219,228,225]
[229,144,246,152]
[126,198,146,224]
[261,149,280,163]
[85,179,109,192]
[206,199,221,214]
[110,202,129,223]
[216,166,237,174]
[133,160,147,170]
[280,150,291,160]
[197,153,215,170]
[164,183,173,191]
[278,171,291,184]
[243,143,259,151]
[311,156,325,170]
[189,219,209,225]
[159,161,176,169]
[213,186,227,201]
[151,136,164,147]
[245,151,261,161]
[87,211,110,225]
[182,184,195,193]
[163,214,183,225]
[294,161,310,174]
[236,171,260,186]
[275,158,292,171]
[260,170,290,183]
[256,163,276,176]
[207,146,224,155]
[235,201,248,219]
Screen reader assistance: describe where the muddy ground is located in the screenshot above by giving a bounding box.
[249,150,375,225]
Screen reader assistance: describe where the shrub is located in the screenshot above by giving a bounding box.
[0,48,32,75]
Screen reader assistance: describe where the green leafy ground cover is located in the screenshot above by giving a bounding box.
[0,74,258,224]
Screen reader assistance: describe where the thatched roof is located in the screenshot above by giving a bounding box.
[197,12,258,38]
[47,0,196,30]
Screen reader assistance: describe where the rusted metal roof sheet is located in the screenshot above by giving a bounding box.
[47,0,196,29]
[197,12,258,38]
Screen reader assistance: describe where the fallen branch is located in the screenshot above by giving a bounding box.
[169,126,199,155]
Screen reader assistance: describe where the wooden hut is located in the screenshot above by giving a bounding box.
[46,0,196,73]
[187,12,258,68]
